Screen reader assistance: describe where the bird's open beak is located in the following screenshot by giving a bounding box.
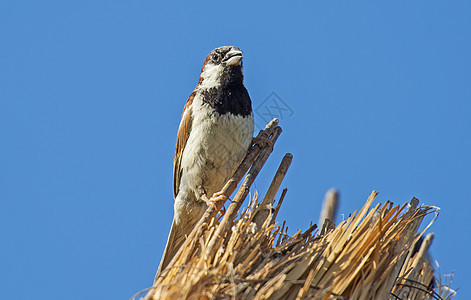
[224,50,243,66]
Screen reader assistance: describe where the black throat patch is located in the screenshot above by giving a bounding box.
[200,66,252,117]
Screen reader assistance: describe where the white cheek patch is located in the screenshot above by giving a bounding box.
[199,63,222,90]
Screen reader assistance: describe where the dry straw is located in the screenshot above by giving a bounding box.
[135,119,454,300]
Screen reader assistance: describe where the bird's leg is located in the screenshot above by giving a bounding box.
[198,186,227,215]
[252,137,273,148]
[211,191,228,215]
[197,186,214,208]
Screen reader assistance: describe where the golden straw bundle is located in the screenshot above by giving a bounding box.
[135,119,454,300]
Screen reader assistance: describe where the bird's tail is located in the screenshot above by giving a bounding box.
[154,217,195,282]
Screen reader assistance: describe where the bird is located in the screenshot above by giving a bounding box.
[156,46,254,277]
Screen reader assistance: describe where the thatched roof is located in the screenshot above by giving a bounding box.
[135,119,455,300]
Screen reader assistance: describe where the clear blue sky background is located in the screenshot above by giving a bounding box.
[1,1,469,299]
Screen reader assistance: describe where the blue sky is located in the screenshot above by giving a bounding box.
[1,1,470,299]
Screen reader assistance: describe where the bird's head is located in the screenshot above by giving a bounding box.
[198,46,244,90]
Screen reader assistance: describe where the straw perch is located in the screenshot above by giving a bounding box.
[137,119,454,300]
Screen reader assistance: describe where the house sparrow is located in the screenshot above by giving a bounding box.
[157,46,254,274]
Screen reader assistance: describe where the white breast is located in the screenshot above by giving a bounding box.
[178,94,254,203]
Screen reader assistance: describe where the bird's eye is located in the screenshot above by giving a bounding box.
[211,53,219,61]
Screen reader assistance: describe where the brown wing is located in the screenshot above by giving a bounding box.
[173,91,195,198]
